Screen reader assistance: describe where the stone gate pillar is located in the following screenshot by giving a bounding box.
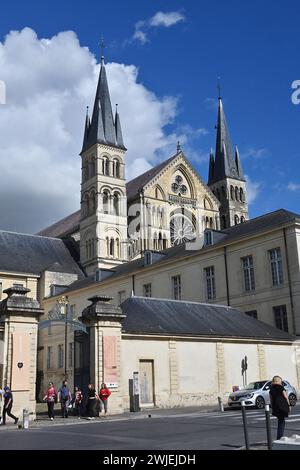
[80,295,126,415]
[0,286,42,420]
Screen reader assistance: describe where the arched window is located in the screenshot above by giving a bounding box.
[116,238,120,258]
[234,214,239,225]
[113,159,120,178]
[113,193,119,215]
[221,186,226,198]
[103,190,109,214]
[153,233,158,250]
[158,232,163,250]
[83,165,89,182]
[90,191,96,214]
[217,189,221,201]
[240,188,244,202]
[235,187,239,200]
[230,186,234,200]
[240,216,245,223]
[109,238,114,257]
[89,158,96,178]
[102,156,110,176]
[210,217,213,228]
[205,216,210,228]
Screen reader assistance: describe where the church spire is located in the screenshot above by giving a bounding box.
[208,98,245,184]
[114,104,126,149]
[81,49,126,153]
[82,106,90,151]
[208,148,215,183]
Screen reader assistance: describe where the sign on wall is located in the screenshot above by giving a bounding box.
[103,336,118,385]
[11,332,30,390]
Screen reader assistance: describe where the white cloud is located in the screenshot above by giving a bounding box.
[133,11,185,44]
[287,182,300,191]
[0,27,202,233]
[245,175,261,204]
[242,147,268,159]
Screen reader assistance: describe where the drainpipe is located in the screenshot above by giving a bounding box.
[223,247,230,306]
[283,228,296,335]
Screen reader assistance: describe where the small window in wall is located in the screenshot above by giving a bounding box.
[273,305,288,332]
[58,344,64,369]
[204,231,213,246]
[144,251,152,266]
[245,310,258,320]
[242,256,255,292]
[47,346,53,370]
[204,266,216,300]
[143,283,152,298]
[171,275,181,300]
[269,248,283,286]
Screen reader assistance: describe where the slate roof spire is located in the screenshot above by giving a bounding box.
[81,50,126,153]
[208,97,245,184]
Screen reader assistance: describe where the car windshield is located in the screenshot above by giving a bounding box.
[244,381,266,390]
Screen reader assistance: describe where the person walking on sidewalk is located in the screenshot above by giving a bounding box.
[1,386,18,425]
[99,383,111,415]
[43,382,57,420]
[58,380,72,418]
[86,384,99,419]
[73,386,83,419]
[269,375,290,440]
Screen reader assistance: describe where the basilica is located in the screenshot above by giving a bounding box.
[1,53,300,418]
[38,53,249,274]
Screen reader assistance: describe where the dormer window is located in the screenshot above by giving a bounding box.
[144,251,153,266]
[204,230,213,246]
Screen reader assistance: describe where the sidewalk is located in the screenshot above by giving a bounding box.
[0,403,219,430]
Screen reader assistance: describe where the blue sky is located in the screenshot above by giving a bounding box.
[0,0,300,232]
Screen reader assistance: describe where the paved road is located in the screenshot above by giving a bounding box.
[1,405,300,450]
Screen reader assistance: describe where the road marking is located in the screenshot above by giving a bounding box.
[285,418,300,423]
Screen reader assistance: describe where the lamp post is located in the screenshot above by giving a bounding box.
[58,295,69,380]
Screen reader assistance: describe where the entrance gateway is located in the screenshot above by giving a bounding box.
[139,359,155,406]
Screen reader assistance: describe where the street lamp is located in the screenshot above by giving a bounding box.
[57,295,69,380]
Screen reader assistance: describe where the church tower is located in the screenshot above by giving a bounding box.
[208,97,248,229]
[79,52,128,274]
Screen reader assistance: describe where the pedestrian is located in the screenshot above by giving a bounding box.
[73,386,83,419]
[43,381,57,420]
[86,384,99,419]
[58,380,72,418]
[1,386,18,425]
[269,375,290,440]
[99,383,111,415]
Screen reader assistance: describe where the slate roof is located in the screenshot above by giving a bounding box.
[37,210,80,238]
[126,153,178,202]
[55,208,300,296]
[0,231,84,277]
[208,98,245,185]
[121,296,294,341]
[82,60,126,152]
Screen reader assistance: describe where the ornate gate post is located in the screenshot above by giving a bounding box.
[0,286,42,420]
[80,295,126,414]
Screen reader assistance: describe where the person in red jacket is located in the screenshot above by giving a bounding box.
[43,382,57,420]
[99,383,111,415]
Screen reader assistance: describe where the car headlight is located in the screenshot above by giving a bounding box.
[245,393,254,398]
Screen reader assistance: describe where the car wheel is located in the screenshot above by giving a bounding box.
[289,394,297,406]
[255,396,265,409]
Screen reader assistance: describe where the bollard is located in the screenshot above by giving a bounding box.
[265,404,272,450]
[241,400,250,450]
[22,408,29,429]
[218,396,224,412]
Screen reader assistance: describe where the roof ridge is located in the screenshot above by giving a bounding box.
[131,296,235,309]
[0,229,64,241]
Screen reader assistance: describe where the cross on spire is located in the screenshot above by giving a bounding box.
[217,76,221,100]
[100,37,106,64]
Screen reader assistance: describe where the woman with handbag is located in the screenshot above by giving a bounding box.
[43,382,57,421]
[269,375,291,440]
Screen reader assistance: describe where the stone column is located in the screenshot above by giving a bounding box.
[216,342,226,394]
[80,295,126,415]
[257,344,267,380]
[0,286,42,421]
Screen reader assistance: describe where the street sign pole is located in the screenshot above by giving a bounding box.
[241,400,250,450]
[265,404,273,450]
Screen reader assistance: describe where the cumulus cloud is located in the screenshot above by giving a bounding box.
[133,11,185,44]
[245,174,261,204]
[287,182,300,191]
[0,27,201,234]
